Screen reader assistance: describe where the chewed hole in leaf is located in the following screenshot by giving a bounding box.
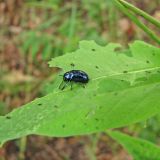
[95,66,99,69]
[70,63,75,67]
[95,118,99,121]
[54,105,59,108]
[6,116,11,119]
[152,53,155,56]
[114,46,123,52]
[146,60,150,64]
[145,71,151,74]
[123,70,128,73]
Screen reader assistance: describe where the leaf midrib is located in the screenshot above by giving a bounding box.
[92,65,160,81]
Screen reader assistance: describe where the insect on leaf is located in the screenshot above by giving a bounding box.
[0,40,160,145]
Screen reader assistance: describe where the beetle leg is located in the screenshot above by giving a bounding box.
[70,63,75,68]
[70,82,73,90]
[59,81,68,90]
[82,84,86,88]
[61,82,70,90]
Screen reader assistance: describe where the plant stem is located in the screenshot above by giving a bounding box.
[113,0,160,45]
[66,0,77,51]
[119,0,160,28]
[18,137,27,160]
[85,134,99,160]
[68,1,77,40]
[108,2,117,41]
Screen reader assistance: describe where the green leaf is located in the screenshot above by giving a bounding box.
[42,43,53,60]
[21,31,36,54]
[26,1,58,10]
[0,40,160,145]
[30,40,40,59]
[108,131,160,160]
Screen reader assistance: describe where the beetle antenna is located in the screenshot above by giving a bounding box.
[70,82,73,90]
[70,63,75,69]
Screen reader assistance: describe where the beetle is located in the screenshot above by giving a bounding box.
[59,70,89,90]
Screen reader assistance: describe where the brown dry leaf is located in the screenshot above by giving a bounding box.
[2,71,35,84]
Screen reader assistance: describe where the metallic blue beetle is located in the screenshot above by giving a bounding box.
[59,70,89,90]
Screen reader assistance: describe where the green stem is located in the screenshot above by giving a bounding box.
[108,2,117,41]
[113,0,160,45]
[26,2,57,10]
[18,137,27,160]
[119,0,160,28]
[85,134,100,160]
[68,1,77,39]
[65,0,77,51]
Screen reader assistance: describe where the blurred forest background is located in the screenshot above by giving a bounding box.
[1,0,160,160]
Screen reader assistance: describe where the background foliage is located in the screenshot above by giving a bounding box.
[1,0,160,159]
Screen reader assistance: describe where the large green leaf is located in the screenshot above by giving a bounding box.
[108,131,160,160]
[0,40,160,145]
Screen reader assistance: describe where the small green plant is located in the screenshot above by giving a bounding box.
[109,131,160,160]
[18,0,109,62]
[19,31,55,60]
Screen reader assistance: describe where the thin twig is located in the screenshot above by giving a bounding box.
[119,0,160,28]
[113,0,160,45]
